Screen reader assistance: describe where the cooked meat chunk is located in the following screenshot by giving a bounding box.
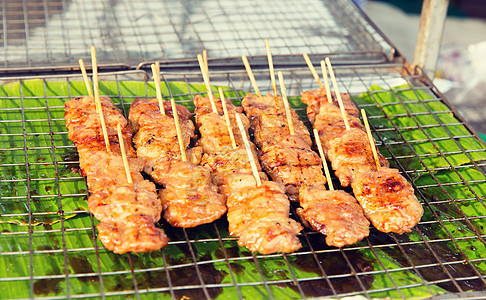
[226,174,302,254]
[130,98,198,174]
[97,214,168,254]
[351,167,423,234]
[196,112,251,155]
[200,148,267,197]
[64,96,135,156]
[158,160,226,228]
[298,185,369,247]
[301,89,359,124]
[313,102,365,156]
[128,98,193,133]
[129,98,225,228]
[77,149,145,193]
[328,128,389,187]
[89,181,168,254]
[260,136,326,200]
[193,94,244,120]
[242,93,312,148]
[65,96,168,254]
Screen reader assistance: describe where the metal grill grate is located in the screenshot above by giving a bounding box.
[0,65,486,299]
[0,0,392,70]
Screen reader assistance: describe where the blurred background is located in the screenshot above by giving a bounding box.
[361,0,486,140]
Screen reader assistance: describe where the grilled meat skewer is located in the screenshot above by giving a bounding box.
[65,96,168,253]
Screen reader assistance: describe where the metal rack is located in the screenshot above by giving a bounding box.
[0,0,395,71]
[0,65,485,299]
[1,0,486,299]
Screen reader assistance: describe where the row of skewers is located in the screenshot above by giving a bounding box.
[64,42,423,254]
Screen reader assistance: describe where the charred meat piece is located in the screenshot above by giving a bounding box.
[242,93,312,148]
[260,136,326,200]
[226,174,302,254]
[298,185,369,247]
[196,111,251,155]
[128,98,225,227]
[129,98,199,174]
[158,160,226,228]
[313,102,365,156]
[351,167,423,234]
[64,96,135,156]
[301,89,359,124]
[328,128,389,187]
[128,98,193,133]
[89,181,167,254]
[200,148,267,197]
[64,96,168,254]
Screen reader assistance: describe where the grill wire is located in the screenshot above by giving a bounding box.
[0,0,391,70]
[0,65,485,299]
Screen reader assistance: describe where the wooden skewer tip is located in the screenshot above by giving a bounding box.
[117,123,132,184]
[361,109,381,171]
[241,55,261,97]
[320,60,333,104]
[303,54,323,89]
[277,71,294,136]
[313,128,333,191]
[78,58,93,97]
[235,114,261,187]
[218,87,237,149]
[170,98,187,162]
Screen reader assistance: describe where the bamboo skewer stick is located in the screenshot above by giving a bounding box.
[235,114,261,187]
[151,63,166,115]
[170,98,187,162]
[303,54,323,89]
[91,46,111,152]
[203,49,209,76]
[313,129,334,191]
[242,55,261,97]
[320,60,333,104]
[197,54,217,114]
[277,71,295,136]
[361,109,381,171]
[265,39,279,107]
[218,87,237,149]
[325,57,350,130]
[116,123,133,184]
[78,59,93,97]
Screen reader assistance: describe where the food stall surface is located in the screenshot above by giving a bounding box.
[0,0,485,299]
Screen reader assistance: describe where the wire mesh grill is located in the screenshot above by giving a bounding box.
[0,65,486,300]
[0,0,392,70]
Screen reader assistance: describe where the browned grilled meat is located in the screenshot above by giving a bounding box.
[226,174,302,254]
[129,98,226,227]
[64,96,168,254]
[194,95,303,253]
[129,98,200,175]
[328,128,389,187]
[242,93,312,148]
[241,93,326,197]
[301,89,359,124]
[313,102,365,156]
[351,167,423,234]
[260,136,326,200]
[200,148,267,197]
[196,111,251,155]
[157,160,226,228]
[298,185,369,247]
[64,96,135,155]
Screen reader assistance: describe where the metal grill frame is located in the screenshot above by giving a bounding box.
[0,64,485,299]
[0,0,396,71]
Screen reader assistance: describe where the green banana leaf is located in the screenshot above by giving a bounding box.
[1,79,485,299]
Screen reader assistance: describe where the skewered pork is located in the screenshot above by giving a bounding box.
[129,98,226,228]
[65,96,168,253]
